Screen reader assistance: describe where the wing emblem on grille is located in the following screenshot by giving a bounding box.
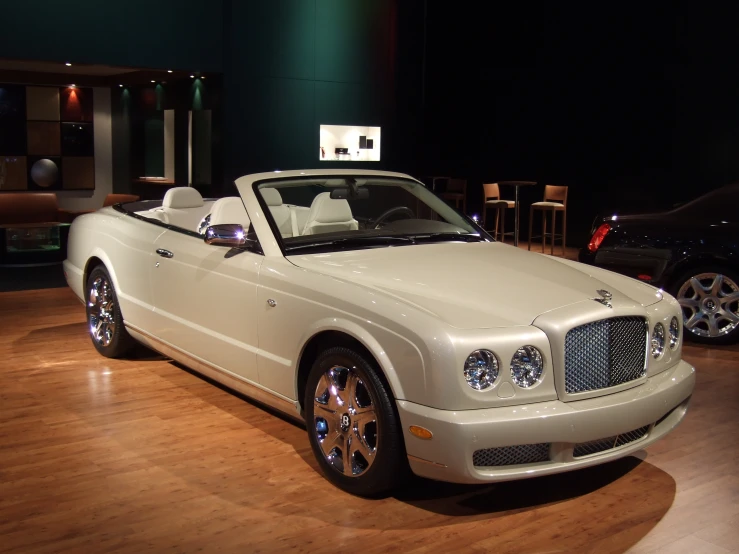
[593,289,613,308]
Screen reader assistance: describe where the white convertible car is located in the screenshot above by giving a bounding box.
[64,170,695,496]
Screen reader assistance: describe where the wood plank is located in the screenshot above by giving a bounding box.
[0,287,737,553]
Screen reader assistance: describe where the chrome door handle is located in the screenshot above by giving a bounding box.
[156,248,173,258]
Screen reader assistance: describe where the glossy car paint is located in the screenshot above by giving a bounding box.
[64,169,695,483]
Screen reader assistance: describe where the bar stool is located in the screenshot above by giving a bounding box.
[482,183,515,242]
[439,178,467,212]
[528,185,568,256]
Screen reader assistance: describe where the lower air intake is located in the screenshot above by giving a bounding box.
[573,425,650,458]
[473,443,550,467]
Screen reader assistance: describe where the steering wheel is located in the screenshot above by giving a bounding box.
[371,206,415,229]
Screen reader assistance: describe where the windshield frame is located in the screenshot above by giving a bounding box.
[250,174,493,256]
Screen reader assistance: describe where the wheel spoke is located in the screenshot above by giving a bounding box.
[350,427,374,462]
[720,291,739,305]
[345,371,360,406]
[342,436,353,476]
[710,274,724,296]
[684,312,704,331]
[690,277,708,298]
[720,310,739,324]
[678,298,700,310]
[707,315,720,336]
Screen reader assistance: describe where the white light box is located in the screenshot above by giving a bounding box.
[319,125,381,162]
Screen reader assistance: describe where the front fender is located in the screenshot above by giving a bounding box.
[294,317,427,403]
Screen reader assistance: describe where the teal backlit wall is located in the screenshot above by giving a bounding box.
[0,0,222,72]
[222,0,398,183]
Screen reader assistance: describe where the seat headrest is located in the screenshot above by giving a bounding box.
[308,192,353,224]
[163,187,204,209]
[261,188,283,207]
[209,197,251,228]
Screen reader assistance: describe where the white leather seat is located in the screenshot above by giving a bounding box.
[157,187,211,230]
[301,192,358,235]
[261,188,293,238]
[209,197,251,229]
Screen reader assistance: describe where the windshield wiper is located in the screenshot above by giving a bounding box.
[285,235,415,253]
[411,233,485,243]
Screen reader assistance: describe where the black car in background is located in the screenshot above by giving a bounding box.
[579,183,739,345]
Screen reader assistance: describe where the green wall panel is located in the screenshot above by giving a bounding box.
[315,0,392,84]
[234,0,316,80]
[1,0,222,71]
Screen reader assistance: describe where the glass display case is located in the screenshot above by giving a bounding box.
[5,225,61,253]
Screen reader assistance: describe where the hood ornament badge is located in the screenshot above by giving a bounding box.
[593,289,613,308]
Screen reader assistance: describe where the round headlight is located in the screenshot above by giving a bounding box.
[651,323,665,358]
[669,316,680,349]
[510,346,544,388]
[463,349,499,390]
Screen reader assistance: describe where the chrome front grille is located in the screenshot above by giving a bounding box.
[564,316,648,394]
[473,443,550,467]
[573,425,650,458]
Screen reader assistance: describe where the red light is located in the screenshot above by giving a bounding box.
[638,274,652,281]
[588,223,611,252]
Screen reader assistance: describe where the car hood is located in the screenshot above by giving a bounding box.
[288,242,663,329]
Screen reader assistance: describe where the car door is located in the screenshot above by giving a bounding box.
[149,229,262,383]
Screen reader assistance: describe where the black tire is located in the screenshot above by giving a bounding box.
[304,346,408,497]
[669,266,739,345]
[85,265,136,358]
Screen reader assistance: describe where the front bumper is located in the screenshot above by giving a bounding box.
[398,359,695,484]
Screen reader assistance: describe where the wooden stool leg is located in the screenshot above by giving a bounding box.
[482,204,487,229]
[541,210,546,253]
[500,207,506,244]
[551,208,555,256]
[494,208,500,240]
[528,206,534,250]
[562,209,567,257]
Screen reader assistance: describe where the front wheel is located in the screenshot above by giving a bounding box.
[86,265,136,357]
[671,267,739,345]
[304,346,408,496]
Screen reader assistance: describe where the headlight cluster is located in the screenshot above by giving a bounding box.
[651,316,681,359]
[464,346,544,391]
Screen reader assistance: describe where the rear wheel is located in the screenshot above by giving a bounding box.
[304,346,408,497]
[86,266,135,357]
[671,267,739,345]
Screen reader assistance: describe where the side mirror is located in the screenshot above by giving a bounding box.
[204,224,247,247]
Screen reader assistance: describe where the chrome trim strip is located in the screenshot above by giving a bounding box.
[124,323,304,423]
[407,454,448,468]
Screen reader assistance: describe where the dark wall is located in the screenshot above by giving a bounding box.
[222,0,397,190]
[0,0,223,72]
[411,2,739,244]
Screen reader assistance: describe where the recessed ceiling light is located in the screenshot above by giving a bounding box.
[190,75,194,78]
[201,76,206,79]
[119,84,123,87]
[70,84,76,88]
[151,80,155,83]
[167,70,173,73]
[65,62,72,67]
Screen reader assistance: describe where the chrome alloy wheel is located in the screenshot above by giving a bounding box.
[313,365,378,477]
[677,272,739,338]
[88,276,116,347]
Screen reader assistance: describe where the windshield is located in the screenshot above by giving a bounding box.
[255,176,488,253]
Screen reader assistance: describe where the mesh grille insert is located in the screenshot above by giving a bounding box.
[473,443,550,467]
[564,316,648,394]
[573,425,650,458]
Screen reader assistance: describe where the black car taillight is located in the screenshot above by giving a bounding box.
[587,223,611,252]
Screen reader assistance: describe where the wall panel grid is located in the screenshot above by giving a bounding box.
[0,84,94,191]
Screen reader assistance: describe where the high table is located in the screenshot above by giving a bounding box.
[497,181,537,246]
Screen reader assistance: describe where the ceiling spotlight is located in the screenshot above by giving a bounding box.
[190,75,194,78]
[119,84,123,87]
[70,84,76,88]
[167,70,173,73]
[201,76,205,79]
[65,62,72,67]
[151,80,155,83]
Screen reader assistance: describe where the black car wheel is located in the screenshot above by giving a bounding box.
[86,266,136,357]
[304,346,408,497]
[671,267,739,345]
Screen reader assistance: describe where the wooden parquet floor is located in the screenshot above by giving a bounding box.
[0,287,737,553]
